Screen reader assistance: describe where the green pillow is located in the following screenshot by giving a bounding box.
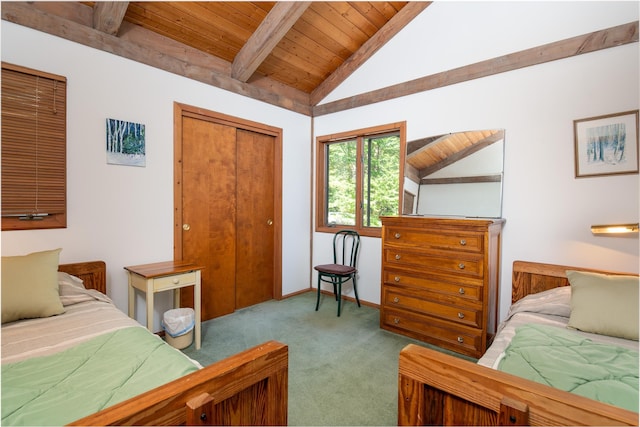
[1,248,65,324]
[566,270,639,340]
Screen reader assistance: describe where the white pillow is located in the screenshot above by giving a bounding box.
[507,286,572,319]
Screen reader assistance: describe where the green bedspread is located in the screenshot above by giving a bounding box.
[2,326,199,426]
[498,324,638,412]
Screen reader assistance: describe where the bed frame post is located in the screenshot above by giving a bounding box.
[499,397,529,425]
[186,393,215,426]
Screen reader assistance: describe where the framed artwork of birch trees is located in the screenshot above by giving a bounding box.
[106,118,146,167]
[574,110,639,178]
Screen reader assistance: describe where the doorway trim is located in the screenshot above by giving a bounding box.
[173,102,283,299]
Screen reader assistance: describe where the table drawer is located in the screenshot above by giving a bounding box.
[382,270,482,301]
[382,309,482,356]
[383,249,483,278]
[383,287,481,328]
[384,227,483,253]
[153,272,197,291]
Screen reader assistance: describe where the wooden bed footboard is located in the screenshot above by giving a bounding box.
[58,261,287,425]
[398,260,639,426]
[69,340,288,426]
[399,341,637,426]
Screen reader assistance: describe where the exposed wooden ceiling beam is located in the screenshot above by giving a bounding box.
[313,20,639,116]
[92,1,128,36]
[1,2,312,116]
[232,1,311,83]
[310,1,431,106]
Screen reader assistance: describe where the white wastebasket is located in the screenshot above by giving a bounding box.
[162,308,195,350]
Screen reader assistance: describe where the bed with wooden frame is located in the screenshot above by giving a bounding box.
[398,260,638,426]
[2,260,288,426]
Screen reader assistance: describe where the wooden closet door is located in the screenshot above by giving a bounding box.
[236,129,275,308]
[181,117,237,320]
[176,104,282,322]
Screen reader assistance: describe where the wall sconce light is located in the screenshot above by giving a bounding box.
[591,223,639,235]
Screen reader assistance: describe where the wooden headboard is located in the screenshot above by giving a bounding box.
[511,260,638,304]
[59,261,107,294]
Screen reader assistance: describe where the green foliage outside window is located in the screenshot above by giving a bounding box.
[326,133,400,228]
[363,134,400,227]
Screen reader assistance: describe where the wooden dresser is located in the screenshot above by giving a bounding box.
[380,216,504,358]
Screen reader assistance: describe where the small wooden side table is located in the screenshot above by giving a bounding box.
[125,260,202,350]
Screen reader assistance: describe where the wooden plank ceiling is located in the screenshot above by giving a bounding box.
[2,2,637,118]
[1,1,430,115]
[406,130,505,180]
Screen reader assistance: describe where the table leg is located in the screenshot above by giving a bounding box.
[146,280,154,333]
[128,274,135,319]
[173,289,180,309]
[194,270,201,350]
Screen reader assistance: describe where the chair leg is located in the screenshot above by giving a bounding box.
[353,275,361,307]
[337,279,342,317]
[315,274,322,311]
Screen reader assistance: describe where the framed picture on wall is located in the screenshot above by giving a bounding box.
[573,110,639,178]
[106,118,146,167]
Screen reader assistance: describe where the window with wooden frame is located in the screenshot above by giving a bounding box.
[316,122,406,238]
[1,63,67,231]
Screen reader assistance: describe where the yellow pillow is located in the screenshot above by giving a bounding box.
[566,270,639,340]
[1,248,65,324]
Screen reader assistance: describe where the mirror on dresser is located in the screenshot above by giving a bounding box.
[402,129,505,218]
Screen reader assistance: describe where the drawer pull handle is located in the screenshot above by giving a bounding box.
[395,254,401,260]
[394,318,400,324]
[460,239,466,246]
[394,233,401,239]
[458,287,465,295]
[394,276,400,282]
[457,336,464,343]
[393,297,400,303]
[458,263,465,269]
[458,312,465,319]
[172,278,180,284]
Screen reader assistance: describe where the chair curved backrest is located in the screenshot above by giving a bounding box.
[332,230,360,269]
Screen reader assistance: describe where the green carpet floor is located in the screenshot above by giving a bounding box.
[182,291,472,426]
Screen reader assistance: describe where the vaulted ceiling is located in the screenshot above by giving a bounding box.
[1,1,430,115]
[2,3,637,117]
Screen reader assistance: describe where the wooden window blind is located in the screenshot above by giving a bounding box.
[1,62,67,230]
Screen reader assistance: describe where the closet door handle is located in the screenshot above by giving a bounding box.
[267,219,273,226]
[182,223,191,231]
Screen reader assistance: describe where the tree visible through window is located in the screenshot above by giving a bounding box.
[317,122,406,237]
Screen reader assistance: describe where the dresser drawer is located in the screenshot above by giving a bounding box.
[383,287,481,327]
[382,270,482,301]
[383,249,483,278]
[384,227,483,253]
[382,309,482,356]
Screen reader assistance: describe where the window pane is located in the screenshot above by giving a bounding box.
[363,133,400,227]
[327,140,357,226]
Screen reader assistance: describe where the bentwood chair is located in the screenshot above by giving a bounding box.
[314,230,361,316]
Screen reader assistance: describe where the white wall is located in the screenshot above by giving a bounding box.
[1,21,312,331]
[2,2,638,327]
[313,1,639,319]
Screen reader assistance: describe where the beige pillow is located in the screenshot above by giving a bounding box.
[566,270,639,340]
[1,248,65,324]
